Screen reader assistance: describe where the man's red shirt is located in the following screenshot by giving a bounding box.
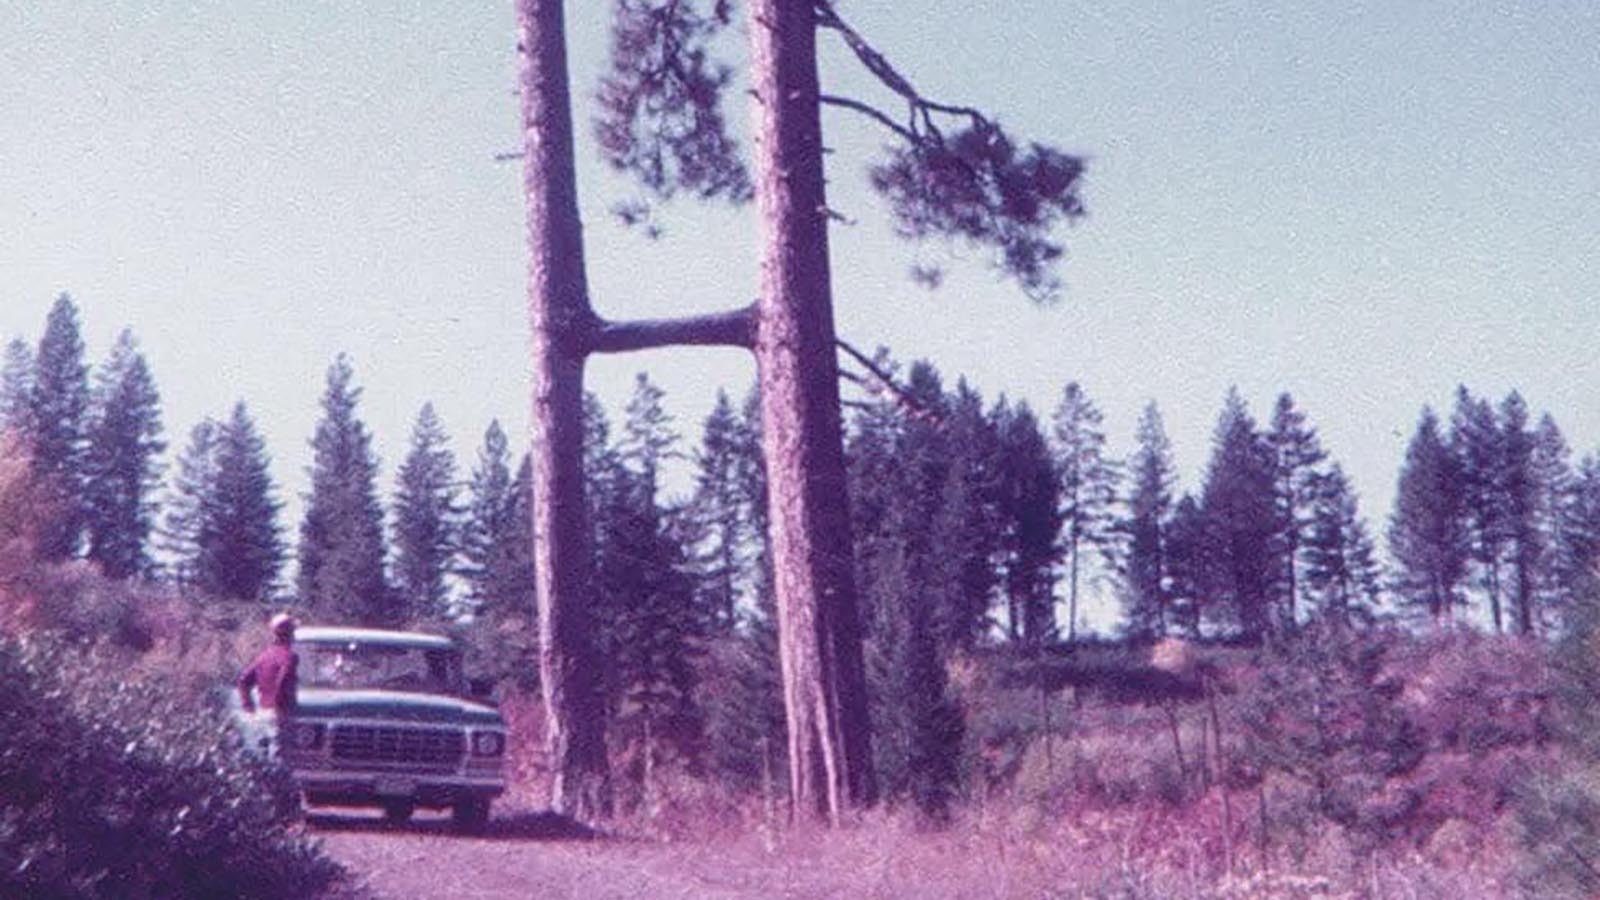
[237,643,298,715]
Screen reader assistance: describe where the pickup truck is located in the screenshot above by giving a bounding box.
[236,625,509,830]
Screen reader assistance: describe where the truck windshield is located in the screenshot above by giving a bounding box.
[300,641,464,694]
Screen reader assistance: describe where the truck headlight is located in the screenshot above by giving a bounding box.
[288,722,325,751]
[471,731,505,757]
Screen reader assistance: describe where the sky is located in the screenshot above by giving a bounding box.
[2,1,1597,631]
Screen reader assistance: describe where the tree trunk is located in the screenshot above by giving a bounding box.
[748,0,876,820]
[516,0,610,820]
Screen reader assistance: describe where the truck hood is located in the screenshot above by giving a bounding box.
[294,688,504,727]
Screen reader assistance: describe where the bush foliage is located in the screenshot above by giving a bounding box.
[0,635,341,899]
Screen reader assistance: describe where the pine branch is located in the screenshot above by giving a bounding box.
[835,339,940,425]
[588,304,756,353]
[819,94,915,142]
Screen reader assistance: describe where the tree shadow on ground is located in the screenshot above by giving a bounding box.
[306,808,606,842]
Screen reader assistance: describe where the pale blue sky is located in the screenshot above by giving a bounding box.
[3,2,1597,627]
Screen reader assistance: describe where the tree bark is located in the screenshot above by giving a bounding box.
[748,0,876,820]
[517,0,610,820]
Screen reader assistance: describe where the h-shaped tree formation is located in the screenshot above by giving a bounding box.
[517,0,1086,823]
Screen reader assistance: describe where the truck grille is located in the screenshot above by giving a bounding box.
[330,725,465,769]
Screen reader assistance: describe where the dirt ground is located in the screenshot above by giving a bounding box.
[313,806,895,900]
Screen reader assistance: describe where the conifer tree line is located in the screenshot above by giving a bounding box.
[8,296,1600,647]
[9,296,1600,810]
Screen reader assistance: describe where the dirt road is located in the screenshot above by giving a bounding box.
[313,808,873,900]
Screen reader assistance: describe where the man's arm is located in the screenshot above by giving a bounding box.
[236,660,258,713]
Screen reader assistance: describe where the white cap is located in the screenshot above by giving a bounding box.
[269,612,298,635]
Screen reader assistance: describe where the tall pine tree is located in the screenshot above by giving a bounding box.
[1499,392,1541,635]
[83,329,165,579]
[1302,465,1381,629]
[1198,389,1278,642]
[933,379,1003,648]
[1451,385,1507,631]
[1121,401,1177,639]
[1388,407,1470,624]
[1532,414,1581,629]
[392,403,461,621]
[992,400,1062,644]
[28,294,91,561]
[297,356,391,625]
[601,375,700,776]
[687,390,754,633]
[1050,381,1119,642]
[1266,392,1327,631]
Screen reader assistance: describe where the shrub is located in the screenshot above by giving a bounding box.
[1236,624,1427,849]
[0,635,342,899]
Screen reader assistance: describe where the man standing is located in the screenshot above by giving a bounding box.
[237,612,299,752]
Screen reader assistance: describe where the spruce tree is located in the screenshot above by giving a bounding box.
[1388,407,1470,624]
[204,402,284,602]
[1050,381,1119,642]
[1198,388,1278,642]
[297,356,391,625]
[1266,392,1327,631]
[392,403,461,621]
[28,294,91,560]
[83,329,165,579]
[0,338,35,439]
[1302,465,1381,630]
[1121,401,1177,639]
[158,419,220,587]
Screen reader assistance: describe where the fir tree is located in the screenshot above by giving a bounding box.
[392,403,461,621]
[297,356,391,625]
[1050,381,1119,643]
[1388,407,1470,624]
[1121,401,1177,639]
[1267,392,1327,631]
[203,402,284,602]
[1198,388,1278,642]
[0,338,35,439]
[158,419,220,587]
[83,330,165,579]
[1302,465,1381,630]
[28,294,91,560]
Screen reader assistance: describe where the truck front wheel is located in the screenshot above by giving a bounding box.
[452,797,491,833]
